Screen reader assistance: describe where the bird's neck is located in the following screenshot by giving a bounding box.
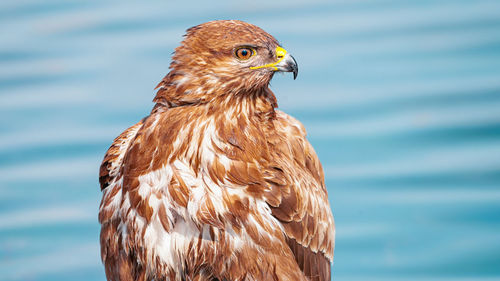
[146,84,278,171]
[152,69,276,113]
[152,71,278,121]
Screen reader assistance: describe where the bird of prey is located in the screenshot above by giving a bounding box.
[99,20,335,281]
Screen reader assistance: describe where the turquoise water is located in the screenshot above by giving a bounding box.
[1,0,500,280]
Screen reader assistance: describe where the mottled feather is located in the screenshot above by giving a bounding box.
[99,20,334,281]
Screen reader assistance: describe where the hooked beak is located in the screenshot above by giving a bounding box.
[275,53,298,80]
[249,46,299,79]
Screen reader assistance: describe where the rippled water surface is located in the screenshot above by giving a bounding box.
[1,0,500,280]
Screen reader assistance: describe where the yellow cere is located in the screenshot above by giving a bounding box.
[250,46,287,71]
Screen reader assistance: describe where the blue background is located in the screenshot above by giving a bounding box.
[1,0,500,280]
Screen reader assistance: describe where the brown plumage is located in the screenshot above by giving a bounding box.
[99,20,335,281]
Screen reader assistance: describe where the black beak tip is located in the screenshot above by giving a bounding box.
[291,55,298,80]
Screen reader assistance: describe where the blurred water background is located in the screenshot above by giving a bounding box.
[1,0,500,280]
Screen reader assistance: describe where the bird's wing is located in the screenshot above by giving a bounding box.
[98,120,146,281]
[264,110,335,281]
[99,121,143,190]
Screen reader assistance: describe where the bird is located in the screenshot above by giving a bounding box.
[98,20,335,281]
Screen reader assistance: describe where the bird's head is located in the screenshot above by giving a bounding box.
[154,20,298,107]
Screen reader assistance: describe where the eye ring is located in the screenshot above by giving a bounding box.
[235,47,255,60]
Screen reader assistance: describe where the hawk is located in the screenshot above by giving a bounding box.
[99,20,335,281]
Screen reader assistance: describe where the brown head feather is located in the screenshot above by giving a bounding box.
[154,20,280,107]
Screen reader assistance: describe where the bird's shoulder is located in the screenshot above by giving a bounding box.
[262,110,335,281]
[99,120,144,191]
[265,110,324,189]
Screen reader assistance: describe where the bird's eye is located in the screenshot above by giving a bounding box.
[235,47,254,60]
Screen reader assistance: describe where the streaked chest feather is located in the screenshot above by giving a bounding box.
[101,110,293,276]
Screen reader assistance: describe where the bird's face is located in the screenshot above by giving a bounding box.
[171,20,298,93]
[233,44,298,80]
